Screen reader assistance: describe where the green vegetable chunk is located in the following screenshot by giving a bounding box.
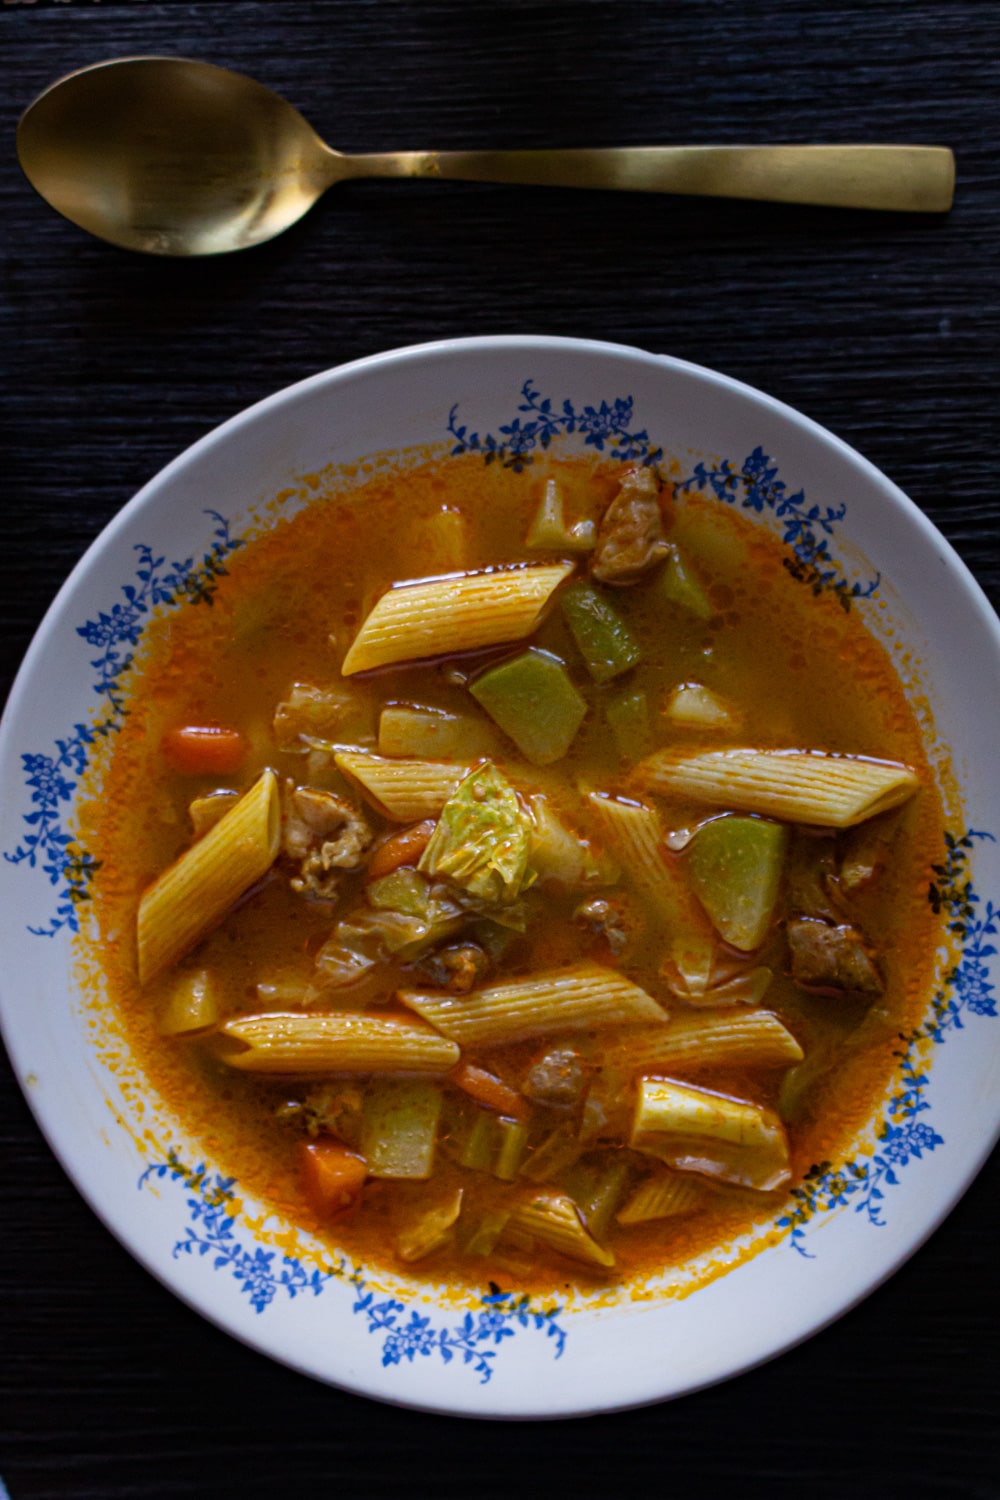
[686,816,788,951]
[659,547,713,620]
[366,867,431,918]
[560,581,642,683]
[360,1078,443,1179]
[470,649,587,766]
[419,761,535,906]
[604,688,651,760]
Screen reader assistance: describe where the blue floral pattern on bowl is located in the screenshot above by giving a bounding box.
[4,514,242,935]
[447,379,880,608]
[139,1154,566,1384]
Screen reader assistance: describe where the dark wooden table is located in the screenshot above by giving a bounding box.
[3,2,999,1496]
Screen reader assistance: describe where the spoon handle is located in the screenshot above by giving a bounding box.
[336,144,954,212]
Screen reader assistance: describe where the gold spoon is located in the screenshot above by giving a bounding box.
[17,56,956,257]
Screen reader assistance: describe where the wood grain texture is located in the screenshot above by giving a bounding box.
[2,1,999,1496]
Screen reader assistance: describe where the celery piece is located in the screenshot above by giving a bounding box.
[360,1078,442,1179]
[520,1121,583,1182]
[494,1119,529,1180]
[687,816,788,951]
[560,581,642,683]
[604,688,651,761]
[659,547,713,620]
[459,1111,497,1173]
[470,650,587,766]
[563,1154,635,1242]
[419,762,535,906]
[366,867,431,918]
[462,1207,512,1257]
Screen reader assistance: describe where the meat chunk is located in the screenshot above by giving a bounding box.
[273,683,355,750]
[522,1047,588,1108]
[787,918,882,995]
[591,467,670,585]
[283,784,372,900]
[574,897,627,955]
[412,941,490,994]
[786,832,842,922]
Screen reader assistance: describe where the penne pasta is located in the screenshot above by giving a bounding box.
[585,793,711,968]
[341,562,575,675]
[602,1009,804,1076]
[632,1078,791,1192]
[216,1011,460,1074]
[509,1190,615,1269]
[138,769,281,985]
[617,1167,706,1224]
[399,960,665,1047]
[334,750,468,821]
[636,748,920,828]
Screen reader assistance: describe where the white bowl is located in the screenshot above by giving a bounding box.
[1,336,997,1418]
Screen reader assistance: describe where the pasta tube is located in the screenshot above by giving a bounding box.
[138,769,280,985]
[631,1078,791,1191]
[509,1191,615,1269]
[334,751,468,821]
[637,749,920,828]
[603,1009,803,1075]
[341,563,574,675]
[216,1011,460,1074]
[399,960,665,1047]
[585,793,711,970]
[617,1168,706,1224]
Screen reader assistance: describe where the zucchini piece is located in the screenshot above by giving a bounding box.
[687,816,788,951]
[560,581,642,683]
[470,649,587,766]
[658,547,713,620]
[360,1078,443,1179]
[604,687,651,760]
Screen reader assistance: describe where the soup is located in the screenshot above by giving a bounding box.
[86,453,943,1292]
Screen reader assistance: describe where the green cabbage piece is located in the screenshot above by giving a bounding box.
[418,762,535,908]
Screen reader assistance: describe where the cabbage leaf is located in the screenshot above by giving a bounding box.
[418,762,535,907]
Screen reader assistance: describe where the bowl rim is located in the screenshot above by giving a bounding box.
[2,333,998,1418]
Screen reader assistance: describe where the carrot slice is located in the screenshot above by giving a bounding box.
[451,1061,528,1121]
[161,725,247,776]
[366,819,436,883]
[300,1138,367,1220]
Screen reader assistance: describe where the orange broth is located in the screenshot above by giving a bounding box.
[86,453,944,1295]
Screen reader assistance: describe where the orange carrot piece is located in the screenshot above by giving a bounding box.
[451,1061,528,1121]
[366,819,437,883]
[300,1138,367,1220]
[161,725,247,776]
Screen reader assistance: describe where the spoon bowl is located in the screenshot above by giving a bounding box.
[18,57,956,257]
[17,57,337,255]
